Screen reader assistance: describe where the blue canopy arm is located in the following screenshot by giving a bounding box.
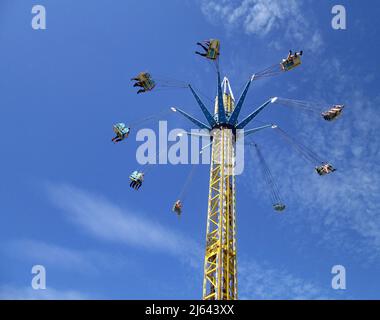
[236,97,278,129]
[228,76,254,125]
[170,107,211,131]
[188,85,217,127]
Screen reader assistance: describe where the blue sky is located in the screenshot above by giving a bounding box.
[0,0,379,299]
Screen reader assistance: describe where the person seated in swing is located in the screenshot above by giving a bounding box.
[321,105,344,121]
[195,40,211,57]
[195,39,220,60]
[315,163,336,176]
[172,200,182,216]
[284,50,303,60]
[273,203,286,212]
[112,123,130,143]
[129,171,144,190]
[131,72,155,94]
[131,78,146,94]
[281,50,303,71]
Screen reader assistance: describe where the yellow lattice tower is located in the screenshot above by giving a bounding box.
[203,78,237,300]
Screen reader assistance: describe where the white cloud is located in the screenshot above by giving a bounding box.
[45,183,202,267]
[201,0,323,52]
[4,239,131,274]
[239,259,334,299]
[305,31,324,53]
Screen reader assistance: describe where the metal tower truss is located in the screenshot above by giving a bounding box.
[203,108,237,300]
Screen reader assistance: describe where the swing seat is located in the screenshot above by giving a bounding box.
[321,105,344,121]
[172,200,182,215]
[206,39,220,60]
[273,203,286,212]
[134,72,156,92]
[281,55,301,71]
[315,163,336,176]
[113,123,130,138]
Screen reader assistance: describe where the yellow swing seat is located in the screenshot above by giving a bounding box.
[206,39,220,60]
[281,55,301,71]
